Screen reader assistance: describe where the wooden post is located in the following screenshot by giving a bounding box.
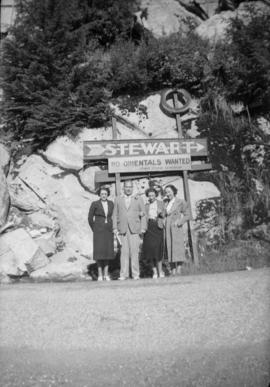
[112,117,121,195]
[173,93,199,266]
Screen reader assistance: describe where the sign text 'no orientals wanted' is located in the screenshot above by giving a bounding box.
[83,138,208,160]
[108,155,192,173]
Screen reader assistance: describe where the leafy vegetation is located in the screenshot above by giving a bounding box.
[1,0,136,148]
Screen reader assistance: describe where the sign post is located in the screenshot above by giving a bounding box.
[173,92,199,266]
[112,117,121,195]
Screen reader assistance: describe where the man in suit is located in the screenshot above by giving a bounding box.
[113,180,147,280]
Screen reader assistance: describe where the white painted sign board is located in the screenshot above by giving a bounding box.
[108,154,192,173]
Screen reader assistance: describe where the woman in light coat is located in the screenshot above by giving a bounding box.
[164,184,190,275]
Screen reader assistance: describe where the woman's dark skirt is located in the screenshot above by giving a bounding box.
[143,219,164,265]
[93,223,114,261]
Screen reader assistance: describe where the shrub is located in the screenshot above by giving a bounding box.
[203,12,270,112]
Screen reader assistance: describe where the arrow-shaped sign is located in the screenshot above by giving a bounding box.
[182,141,205,153]
[84,144,105,156]
[84,138,208,159]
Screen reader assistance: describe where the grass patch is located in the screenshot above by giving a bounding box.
[182,239,270,276]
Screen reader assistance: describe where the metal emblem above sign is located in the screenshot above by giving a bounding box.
[83,138,208,160]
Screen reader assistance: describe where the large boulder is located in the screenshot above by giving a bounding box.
[0,228,49,277]
[43,137,84,171]
[42,120,152,173]
[8,176,46,212]
[26,211,59,257]
[79,165,102,193]
[8,154,96,257]
[0,168,10,227]
[196,1,270,44]
[111,93,200,138]
[30,248,91,281]
[27,211,57,230]
[0,144,10,175]
[139,0,201,37]
[12,154,63,202]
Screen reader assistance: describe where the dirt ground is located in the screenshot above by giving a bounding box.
[0,269,270,386]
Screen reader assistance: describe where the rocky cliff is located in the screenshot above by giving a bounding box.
[0,0,269,282]
[0,94,222,282]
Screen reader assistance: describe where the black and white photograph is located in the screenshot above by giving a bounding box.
[0,0,270,386]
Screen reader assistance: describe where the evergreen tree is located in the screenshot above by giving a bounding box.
[1,0,135,148]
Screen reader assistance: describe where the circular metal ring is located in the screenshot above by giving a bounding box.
[160,88,192,115]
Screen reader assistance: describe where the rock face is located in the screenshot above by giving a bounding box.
[139,0,270,43]
[0,144,10,175]
[0,168,10,227]
[196,1,270,44]
[2,92,222,282]
[112,94,200,138]
[139,0,202,37]
[43,136,84,171]
[8,176,46,212]
[30,249,90,281]
[195,10,234,43]
[0,228,49,276]
[8,155,96,257]
[79,165,103,193]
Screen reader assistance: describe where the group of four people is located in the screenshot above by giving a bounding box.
[88,180,190,281]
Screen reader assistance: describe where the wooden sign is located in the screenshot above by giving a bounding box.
[95,162,212,183]
[83,138,208,160]
[108,154,192,173]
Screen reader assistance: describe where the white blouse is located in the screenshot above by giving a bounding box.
[101,200,108,222]
[148,200,158,219]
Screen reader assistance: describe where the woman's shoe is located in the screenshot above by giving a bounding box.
[104,275,111,281]
[159,272,165,278]
[152,273,158,279]
[97,276,103,281]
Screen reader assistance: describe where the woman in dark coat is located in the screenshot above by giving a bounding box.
[143,188,165,279]
[88,186,114,281]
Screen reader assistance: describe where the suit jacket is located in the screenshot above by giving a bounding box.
[88,199,114,232]
[145,200,165,229]
[113,195,147,234]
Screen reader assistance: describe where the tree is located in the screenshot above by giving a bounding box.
[1,0,135,148]
[203,12,270,112]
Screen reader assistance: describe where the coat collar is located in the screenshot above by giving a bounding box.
[166,197,179,214]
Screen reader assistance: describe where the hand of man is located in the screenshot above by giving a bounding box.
[174,220,183,227]
[139,230,146,238]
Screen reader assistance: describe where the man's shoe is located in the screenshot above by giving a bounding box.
[133,276,140,280]
[104,276,111,281]
[159,272,165,278]
[97,276,103,281]
[118,276,126,281]
[152,273,158,279]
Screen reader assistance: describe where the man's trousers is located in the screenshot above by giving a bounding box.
[119,228,140,278]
